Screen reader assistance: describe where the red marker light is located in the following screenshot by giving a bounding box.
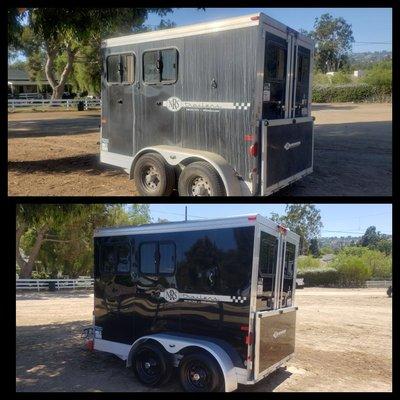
[244,134,253,142]
[240,325,249,331]
[249,143,258,157]
[250,16,260,21]
[248,216,257,221]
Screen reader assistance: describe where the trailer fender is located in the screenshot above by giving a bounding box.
[126,333,238,392]
[130,145,251,196]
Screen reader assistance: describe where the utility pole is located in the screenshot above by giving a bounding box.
[185,206,188,222]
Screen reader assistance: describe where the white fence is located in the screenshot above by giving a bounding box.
[16,278,94,291]
[8,98,101,111]
[365,280,392,288]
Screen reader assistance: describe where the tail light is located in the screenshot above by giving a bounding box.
[245,333,253,345]
[249,143,258,157]
[86,339,94,351]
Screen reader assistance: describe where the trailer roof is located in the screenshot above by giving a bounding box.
[102,12,313,48]
[94,214,299,243]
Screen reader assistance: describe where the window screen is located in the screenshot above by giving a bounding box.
[101,243,131,274]
[107,55,121,83]
[143,49,178,84]
[140,242,157,274]
[159,242,176,274]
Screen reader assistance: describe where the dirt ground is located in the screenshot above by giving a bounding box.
[16,288,392,392]
[8,103,392,196]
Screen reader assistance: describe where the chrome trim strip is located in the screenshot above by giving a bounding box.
[103,14,261,47]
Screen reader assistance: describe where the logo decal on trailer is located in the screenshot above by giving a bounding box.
[162,97,251,112]
[160,289,247,304]
[273,329,287,339]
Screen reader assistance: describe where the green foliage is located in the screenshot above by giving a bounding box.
[298,267,339,286]
[17,204,151,278]
[313,83,379,103]
[320,246,334,255]
[271,205,323,254]
[361,60,392,94]
[330,255,371,286]
[297,255,321,271]
[309,238,320,257]
[330,71,352,84]
[337,246,392,279]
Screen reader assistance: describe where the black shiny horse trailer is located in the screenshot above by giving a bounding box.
[100,13,315,197]
[91,215,300,392]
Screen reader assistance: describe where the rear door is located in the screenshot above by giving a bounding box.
[253,227,298,379]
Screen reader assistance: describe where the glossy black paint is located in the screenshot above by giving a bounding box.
[94,226,255,364]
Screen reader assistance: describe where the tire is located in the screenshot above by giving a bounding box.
[133,153,175,196]
[178,161,226,197]
[179,351,224,392]
[132,342,173,387]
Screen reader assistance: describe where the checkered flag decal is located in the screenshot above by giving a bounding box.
[234,102,251,110]
[231,296,247,303]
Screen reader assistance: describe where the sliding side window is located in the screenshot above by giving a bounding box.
[106,53,135,84]
[143,49,178,84]
[139,241,176,275]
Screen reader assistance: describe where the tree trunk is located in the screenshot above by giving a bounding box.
[45,43,76,100]
[19,228,48,279]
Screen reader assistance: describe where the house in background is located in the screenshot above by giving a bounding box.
[8,67,51,98]
[8,67,73,99]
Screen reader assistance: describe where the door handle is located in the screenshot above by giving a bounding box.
[117,99,123,104]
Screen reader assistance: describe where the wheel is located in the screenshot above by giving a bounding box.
[179,351,224,392]
[133,153,175,196]
[132,342,173,387]
[177,161,226,196]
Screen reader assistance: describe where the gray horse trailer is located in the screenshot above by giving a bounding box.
[87,215,300,391]
[100,13,314,196]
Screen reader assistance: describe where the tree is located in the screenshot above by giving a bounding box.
[309,238,320,257]
[271,205,323,255]
[359,226,381,248]
[16,204,150,278]
[308,13,354,73]
[10,8,174,99]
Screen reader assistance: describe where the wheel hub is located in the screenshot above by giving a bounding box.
[191,177,211,196]
[143,166,160,190]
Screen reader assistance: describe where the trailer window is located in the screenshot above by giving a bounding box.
[140,242,157,274]
[143,48,178,84]
[159,242,176,274]
[101,243,131,274]
[259,233,278,276]
[107,54,135,84]
[267,45,286,81]
[107,55,121,83]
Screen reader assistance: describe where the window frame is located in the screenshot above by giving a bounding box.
[139,240,176,276]
[100,241,132,275]
[106,53,136,85]
[142,47,179,86]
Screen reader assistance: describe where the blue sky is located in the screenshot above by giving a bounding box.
[147,204,392,237]
[146,8,392,53]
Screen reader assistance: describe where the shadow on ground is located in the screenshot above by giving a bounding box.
[8,117,100,138]
[276,120,392,196]
[312,104,357,111]
[8,154,125,177]
[16,320,290,392]
[16,290,93,301]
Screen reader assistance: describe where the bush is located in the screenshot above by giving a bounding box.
[313,83,378,103]
[298,255,320,271]
[298,267,339,287]
[362,60,392,95]
[330,72,353,85]
[337,246,392,278]
[330,255,372,287]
